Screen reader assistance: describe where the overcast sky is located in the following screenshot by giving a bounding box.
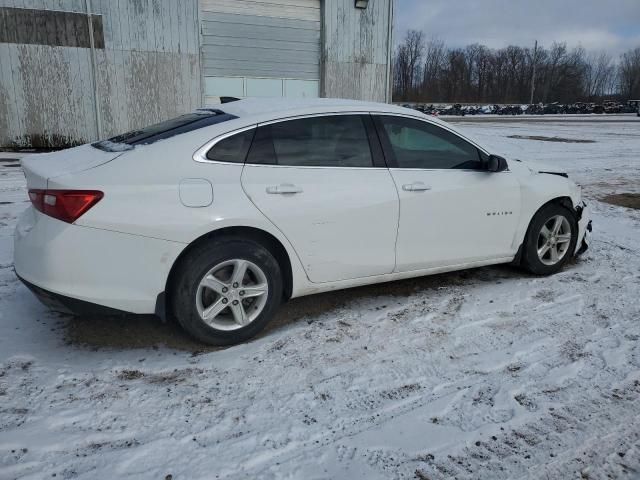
[395,0,640,56]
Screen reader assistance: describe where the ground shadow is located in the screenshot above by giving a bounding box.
[63,264,524,353]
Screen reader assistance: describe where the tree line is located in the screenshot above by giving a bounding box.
[393,31,640,104]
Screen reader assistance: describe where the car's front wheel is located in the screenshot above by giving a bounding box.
[521,203,578,275]
[171,237,282,345]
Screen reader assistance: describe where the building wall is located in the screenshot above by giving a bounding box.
[0,0,200,148]
[0,0,393,148]
[321,0,393,103]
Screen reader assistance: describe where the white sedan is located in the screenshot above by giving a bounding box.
[14,98,591,345]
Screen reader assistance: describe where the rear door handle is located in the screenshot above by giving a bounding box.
[402,182,431,192]
[266,183,303,194]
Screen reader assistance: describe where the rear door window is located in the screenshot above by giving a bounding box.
[246,115,374,167]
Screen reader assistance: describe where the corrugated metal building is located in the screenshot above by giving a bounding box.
[0,0,393,148]
[0,0,201,148]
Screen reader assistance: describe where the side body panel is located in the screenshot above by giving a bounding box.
[508,160,583,251]
[14,207,183,313]
[46,131,311,307]
[15,101,585,314]
[389,169,521,270]
[241,164,399,282]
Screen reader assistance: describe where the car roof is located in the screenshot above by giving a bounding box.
[216,97,469,135]
[218,97,432,122]
[214,97,482,145]
[161,97,486,156]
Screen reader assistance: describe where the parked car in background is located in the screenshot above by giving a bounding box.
[403,101,637,116]
[15,99,592,345]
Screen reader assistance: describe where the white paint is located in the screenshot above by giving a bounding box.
[14,98,588,315]
[13,208,182,313]
[20,144,121,189]
[242,164,399,282]
[179,178,213,208]
[389,169,521,271]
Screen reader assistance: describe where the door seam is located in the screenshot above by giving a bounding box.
[239,162,312,283]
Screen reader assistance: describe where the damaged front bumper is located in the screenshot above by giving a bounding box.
[575,201,592,256]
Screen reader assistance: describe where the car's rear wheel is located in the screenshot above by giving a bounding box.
[521,203,578,275]
[171,237,282,345]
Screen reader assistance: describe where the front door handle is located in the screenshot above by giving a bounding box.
[266,183,303,195]
[402,182,431,192]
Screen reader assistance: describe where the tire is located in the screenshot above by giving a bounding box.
[521,202,578,275]
[170,237,283,345]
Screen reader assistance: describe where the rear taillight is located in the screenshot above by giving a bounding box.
[28,189,103,223]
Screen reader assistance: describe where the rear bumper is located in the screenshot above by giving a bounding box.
[17,274,128,316]
[14,207,184,314]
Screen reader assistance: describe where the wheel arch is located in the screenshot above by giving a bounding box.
[158,226,294,321]
[513,195,576,266]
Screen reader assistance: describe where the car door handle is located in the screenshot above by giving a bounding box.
[402,182,431,192]
[266,184,303,195]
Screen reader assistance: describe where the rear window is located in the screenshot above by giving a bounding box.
[92,109,238,152]
[206,128,255,163]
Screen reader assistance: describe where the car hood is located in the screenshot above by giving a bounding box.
[509,158,568,177]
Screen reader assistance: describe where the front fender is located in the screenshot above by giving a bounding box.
[511,162,582,251]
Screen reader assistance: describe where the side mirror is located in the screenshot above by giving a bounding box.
[487,154,508,172]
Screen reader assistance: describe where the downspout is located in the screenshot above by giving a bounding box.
[197,0,205,106]
[385,0,394,103]
[85,0,103,139]
[319,0,326,98]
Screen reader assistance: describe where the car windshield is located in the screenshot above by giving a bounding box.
[92,109,238,152]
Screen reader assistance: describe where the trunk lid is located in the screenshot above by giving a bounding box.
[21,144,123,189]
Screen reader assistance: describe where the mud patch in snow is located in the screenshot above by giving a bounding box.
[507,134,596,143]
[601,192,640,210]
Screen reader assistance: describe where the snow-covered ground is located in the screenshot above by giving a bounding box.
[446,113,640,123]
[1,118,639,480]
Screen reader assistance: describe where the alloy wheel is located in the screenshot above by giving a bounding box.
[537,215,572,266]
[195,259,269,331]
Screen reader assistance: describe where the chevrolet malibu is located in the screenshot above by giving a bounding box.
[15,98,591,345]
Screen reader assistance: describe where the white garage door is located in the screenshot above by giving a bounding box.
[200,0,320,103]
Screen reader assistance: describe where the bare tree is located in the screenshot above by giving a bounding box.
[473,44,493,102]
[584,52,615,100]
[392,36,639,103]
[393,30,425,101]
[540,42,568,103]
[619,47,640,99]
[394,44,410,100]
[421,37,446,101]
